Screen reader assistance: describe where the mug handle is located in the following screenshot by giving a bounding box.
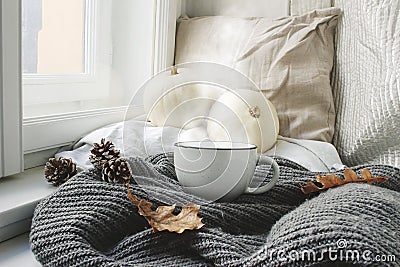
[245,155,279,194]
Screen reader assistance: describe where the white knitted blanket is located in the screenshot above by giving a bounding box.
[332,0,400,167]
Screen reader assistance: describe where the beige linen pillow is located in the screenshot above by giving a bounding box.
[175,8,340,142]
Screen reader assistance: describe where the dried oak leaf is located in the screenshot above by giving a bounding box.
[127,184,204,233]
[301,168,389,194]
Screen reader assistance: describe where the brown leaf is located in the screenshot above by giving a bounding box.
[301,168,389,194]
[127,184,204,233]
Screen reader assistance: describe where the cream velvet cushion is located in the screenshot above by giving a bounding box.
[175,8,340,142]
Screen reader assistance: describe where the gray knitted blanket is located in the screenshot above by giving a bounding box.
[30,154,400,266]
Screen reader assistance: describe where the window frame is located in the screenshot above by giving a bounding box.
[22,0,111,106]
[1,0,182,242]
[23,0,95,80]
[0,0,183,173]
[22,0,118,155]
[22,0,180,156]
[0,0,23,178]
[153,0,181,74]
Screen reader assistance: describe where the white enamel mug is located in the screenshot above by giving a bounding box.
[174,141,279,202]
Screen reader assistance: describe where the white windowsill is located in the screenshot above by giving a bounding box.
[0,167,52,266]
[0,233,40,266]
[0,167,55,242]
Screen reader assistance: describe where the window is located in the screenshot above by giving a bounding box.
[0,0,178,244]
[0,0,178,176]
[21,0,157,156]
[22,0,112,117]
[23,0,87,75]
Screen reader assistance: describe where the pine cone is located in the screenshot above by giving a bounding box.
[90,138,120,169]
[102,158,131,184]
[44,157,77,186]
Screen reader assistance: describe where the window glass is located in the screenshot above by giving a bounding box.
[22,0,86,74]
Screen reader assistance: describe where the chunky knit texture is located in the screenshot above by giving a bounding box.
[30,154,400,266]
